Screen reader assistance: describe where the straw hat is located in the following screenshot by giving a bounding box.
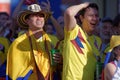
[17,4,50,28]
[109,35,120,52]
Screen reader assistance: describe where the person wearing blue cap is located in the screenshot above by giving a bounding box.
[99,17,113,63]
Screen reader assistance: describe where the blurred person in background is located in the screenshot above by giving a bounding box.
[104,35,120,80]
[44,21,55,35]
[0,12,13,40]
[103,14,120,68]
[0,12,9,26]
[99,17,113,63]
[0,12,11,80]
[0,34,10,80]
[101,14,120,80]
[112,14,120,35]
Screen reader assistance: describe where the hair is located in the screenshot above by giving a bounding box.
[102,17,113,24]
[99,17,113,30]
[108,45,120,62]
[113,14,120,27]
[75,3,99,25]
[25,12,46,20]
[108,50,117,63]
[25,14,31,20]
[0,12,9,17]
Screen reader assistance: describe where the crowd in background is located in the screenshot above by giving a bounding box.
[0,0,120,80]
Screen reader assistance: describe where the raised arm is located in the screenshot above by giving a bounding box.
[41,0,64,40]
[12,0,24,19]
[64,2,89,31]
[50,16,64,40]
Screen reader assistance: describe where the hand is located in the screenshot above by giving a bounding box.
[52,52,63,64]
[81,2,90,9]
[40,0,53,14]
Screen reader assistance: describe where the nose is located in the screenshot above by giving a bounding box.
[93,15,99,21]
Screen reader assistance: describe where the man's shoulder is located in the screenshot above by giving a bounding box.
[11,33,28,46]
[15,33,27,42]
[10,33,30,50]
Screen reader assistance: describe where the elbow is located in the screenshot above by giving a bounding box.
[64,8,74,18]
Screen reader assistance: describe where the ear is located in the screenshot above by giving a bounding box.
[80,15,83,22]
[25,19,29,24]
[114,49,119,55]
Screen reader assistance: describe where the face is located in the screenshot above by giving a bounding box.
[81,7,99,34]
[100,22,112,40]
[45,24,54,34]
[57,16,64,29]
[112,22,120,35]
[0,14,9,25]
[114,45,120,60]
[26,13,45,30]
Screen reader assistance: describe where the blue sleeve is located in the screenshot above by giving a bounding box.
[103,52,111,67]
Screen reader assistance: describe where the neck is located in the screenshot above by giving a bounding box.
[82,27,93,36]
[102,39,110,44]
[30,29,44,39]
[85,30,93,36]
[87,29,95,36]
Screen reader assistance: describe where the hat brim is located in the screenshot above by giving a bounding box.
[109,35,120,52]
[17,10,50,29]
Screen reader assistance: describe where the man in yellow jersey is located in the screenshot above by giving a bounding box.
[0,37,10,79]
[6,4,62,80]
[63,2,101,80]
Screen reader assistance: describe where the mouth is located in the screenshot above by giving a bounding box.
[36,21,42,25]
[90,22,97,26]
[104,32,110,36]
[90,23,97,29]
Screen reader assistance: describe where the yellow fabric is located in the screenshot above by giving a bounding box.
[18,30,26,37]
[6,30,58,80]
[104,46,110,53]
[62,24,101,80]
[0,37,10,65]
[110,35,120,51]
[57,40,64,55]
[87,34,102,57]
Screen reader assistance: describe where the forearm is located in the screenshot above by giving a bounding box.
[65,4,87,17]
[64,2,89,31]
[12,0,24,19]
[50,16,64,40]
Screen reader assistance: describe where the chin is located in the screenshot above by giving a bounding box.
[91,29,96,32]
[100,34,110,40]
